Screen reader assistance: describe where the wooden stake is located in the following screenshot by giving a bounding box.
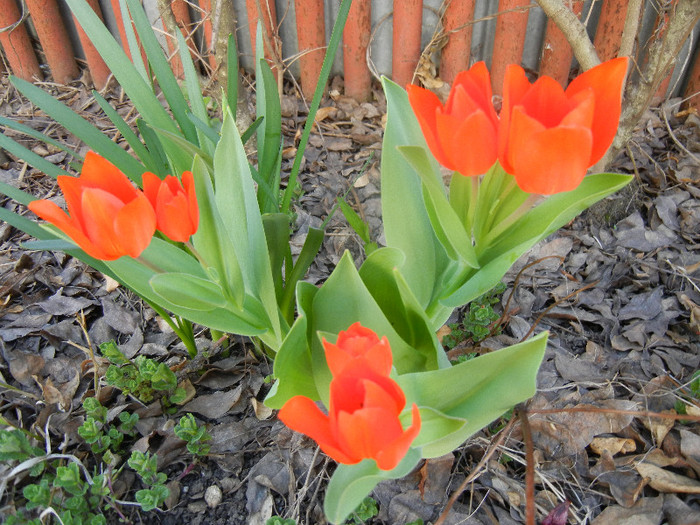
[294,0,326,99]
[491,0,530,96]
[392,0,423,87]
[440,0,475,84]
[25,0,79,83]
[0,0,42,81]
[343,0,371,101]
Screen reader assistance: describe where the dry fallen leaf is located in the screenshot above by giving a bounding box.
[590,436,637,456]
[636,462,700,493]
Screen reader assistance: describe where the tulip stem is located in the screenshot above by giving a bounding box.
[479,194,542,249]
[185,241,208,268]
[135,256,165,274]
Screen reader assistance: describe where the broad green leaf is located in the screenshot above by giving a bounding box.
[265,313,320,408]
[398,332,547,457]
[150,125,212,174]
[309,252,429,400]
[190,155,245,308]
[381,78,449,307]
[117,0,149,82]
[10,77,144,179]
[262,213,290,300]
[324,448,422,524]
[359,248,450,369]
[150,273,228,311]
[482,172,633,264]
[399,146,479,269]
[213,110,282,342]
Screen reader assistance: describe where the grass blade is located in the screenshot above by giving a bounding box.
[65,0,175,134]
[125,0,197,143]
[227,34,239,118]
[0,132,70,178]
[0,116,82,160]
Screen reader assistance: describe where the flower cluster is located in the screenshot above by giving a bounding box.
[278,323,421,471]
[28,152,199,260]
[408,57,628,194]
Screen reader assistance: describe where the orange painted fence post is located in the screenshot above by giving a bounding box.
[593,0,629,62]
[73,0,111,89]
[539,0,584,86]
[0,0,42,81]
[440,0,475,84]
[392,0,423,87]
[246,0,279,74]
[198,0,216,69]
[683,41,700,114]
[343,0,371,101]
[490,0,530,96]
[294,0,326,99]
[25,0,79,83]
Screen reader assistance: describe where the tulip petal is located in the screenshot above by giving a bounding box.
[114,193,156,257]
[81,188,130,259]
[407,85,454,170]
[79,151,139,202]
[435,110,498,176]
[519,75,572,127]
[141,171,162,205]
[566,57,628,165]
[279,396,357,464]
[449,62,495,121]
[374,403,422,471]
[336,407,404,466]
[499,64,534,173]
[510,113,593,194]
[182,171,199,229]
[28,199,109,259]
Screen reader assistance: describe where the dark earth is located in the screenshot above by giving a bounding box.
[1,72,700,524]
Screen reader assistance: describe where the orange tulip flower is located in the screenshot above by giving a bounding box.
[323,322,393,377]
[279,363,421,470]
[28,152,156,261]
[279,324,421,470]
[407,61,499,177]
[499,57,628,195]
[142,171,199,243]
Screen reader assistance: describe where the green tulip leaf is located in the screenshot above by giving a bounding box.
[324,448,422,524]
[381,78,450,309]
[149,273,227,311]
[398,145,479,269]
[398,332,547,458]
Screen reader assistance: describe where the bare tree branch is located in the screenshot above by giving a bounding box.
[619,0,644,58]
[610,0,700,161]
[534,0,600,70]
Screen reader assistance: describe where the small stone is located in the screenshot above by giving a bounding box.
[204,484,223,508]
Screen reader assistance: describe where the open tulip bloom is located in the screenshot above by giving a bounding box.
[3,34,635,521]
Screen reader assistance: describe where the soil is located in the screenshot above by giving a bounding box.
[1,74,699,525]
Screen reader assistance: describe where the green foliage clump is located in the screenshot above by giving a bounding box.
[174,413,212,456]
[101,341,187,413]
[347,496,379,524]
[443,282,507,360]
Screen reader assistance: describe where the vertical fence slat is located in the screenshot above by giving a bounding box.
[74,0,111,89]
[0,0,42,81]
[593,0,629,61]
[440,0,475,84]
[294,0,326,99]
[109,0,133,60]
[198,0,216,69]
[246,0,279,73]
[343,0,371,100]
[683,41,700,113]
[490,0,530,96]
[25,0,79,83]
[392,0,423,87]
[539,0,583,86]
